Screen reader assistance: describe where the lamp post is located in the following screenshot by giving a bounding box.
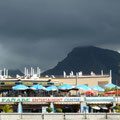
[115,80,118,105]
[76,73,78,96]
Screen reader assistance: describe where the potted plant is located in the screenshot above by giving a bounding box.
[113,105,120,113]
[46,107,53,113]
[56,108,63,113]
[0,105,13,113]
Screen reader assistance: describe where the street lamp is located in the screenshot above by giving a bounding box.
[115,80,118,105]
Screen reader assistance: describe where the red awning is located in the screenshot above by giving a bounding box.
[84,91,96,95]
[106,90,120,94]
[107,91,117,94]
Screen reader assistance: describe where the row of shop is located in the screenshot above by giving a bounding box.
[0,96,117,113]
[0,102,112,113]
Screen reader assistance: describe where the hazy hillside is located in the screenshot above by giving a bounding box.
[2,69,24,77]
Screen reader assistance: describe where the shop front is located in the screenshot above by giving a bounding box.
[0,97,82,113]
[54,102,80,113]
[86,97,114,113]
[22,102,49,113]
[0,96,117,113]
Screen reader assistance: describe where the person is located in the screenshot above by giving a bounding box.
[69,91,71,96]
[78,92,80,97]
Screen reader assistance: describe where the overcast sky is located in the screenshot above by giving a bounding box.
[0,0,120,72]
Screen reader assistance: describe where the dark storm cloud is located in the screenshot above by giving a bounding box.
[0,0,120,72]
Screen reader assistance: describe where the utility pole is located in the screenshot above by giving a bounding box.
[76,73,78,96]
[116,80,118,105]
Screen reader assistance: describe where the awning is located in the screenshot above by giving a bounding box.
[54,102,80,105]
[0,102,15,104]
[91,106,100,110]
[87,101,112,104]
[100,106,108,110]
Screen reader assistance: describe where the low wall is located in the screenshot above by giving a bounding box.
[0,113,120,120]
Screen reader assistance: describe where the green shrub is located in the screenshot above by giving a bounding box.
[46,107,53,113]
[56,108,63,113]
[0,105,13,113]
[105,88,112,92]
[98,93,104,96]
[113,106,120,110]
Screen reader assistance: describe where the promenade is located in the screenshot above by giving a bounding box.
[0,113,120,120]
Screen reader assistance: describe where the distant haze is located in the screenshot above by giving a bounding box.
[0,0,120,72]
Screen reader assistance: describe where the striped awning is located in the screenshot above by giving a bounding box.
[0,102,15,104]
[87,101,112,104]
[54,102,80,105]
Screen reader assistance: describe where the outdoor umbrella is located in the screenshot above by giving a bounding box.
[107,91,117,94]
[12,84,29,97]
[30,84,46,97]
[76,85,91,91]
[100,106,108,110]
[104,83,117,88]
[58,84,74,90]
[106,90,120,95]
[30,84,46,90]
[46,85,58,96]
[92,106,100,110]
[102,94,108,96]
[90,86,104,92]
[12,84,29,90]
[46,85,58,91]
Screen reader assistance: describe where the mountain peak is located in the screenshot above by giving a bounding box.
[72,46,107,52]
[42,46,120,83]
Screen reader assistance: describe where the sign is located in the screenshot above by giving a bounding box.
[0,82,62,86]
[64,98,81,102]
[0,97,115,103]
[0,97,82,103]
[42,106,48,113]
[4,82,15,85]
[0,82,16,86]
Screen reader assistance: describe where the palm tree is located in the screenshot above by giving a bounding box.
[0,105,13,113]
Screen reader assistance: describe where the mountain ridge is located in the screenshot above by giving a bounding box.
[1,69,24,77]
[42,46,120,83]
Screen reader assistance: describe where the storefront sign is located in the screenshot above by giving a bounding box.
[0,97,82,103]
[64,98,81,102]
[0,97,115,103]
[1,98,30,102]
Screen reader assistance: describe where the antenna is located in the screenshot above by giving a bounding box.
[37,67,38,77]
[6,69,8,77]
[0,70,2,76]
[31,67,33,76]
[63,71,66,78]
[4,68,6,77]
[32,68,34,76]
[110,69,112,84]
[101,70,103,76]
[39,68,41,77]
[37,67,41,77]
[24,67,27,76]
[26,69,29,77]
